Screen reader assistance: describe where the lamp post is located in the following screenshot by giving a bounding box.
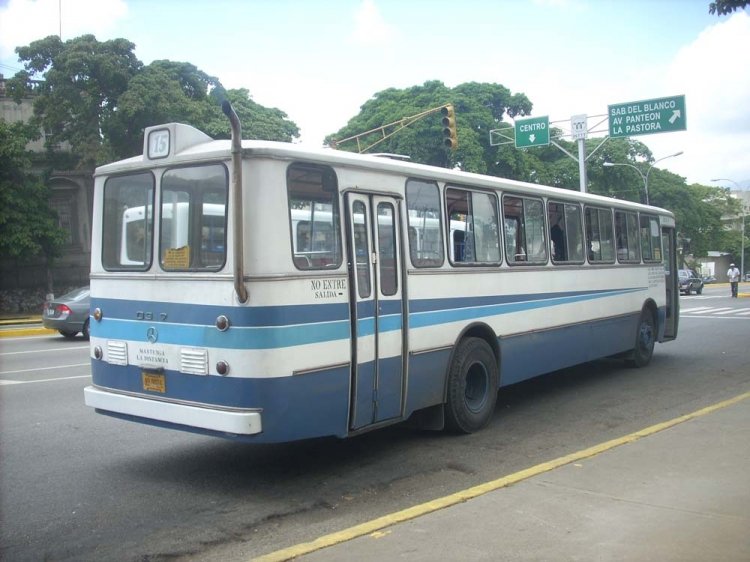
[711,178,745,281]
[603,151,683,205]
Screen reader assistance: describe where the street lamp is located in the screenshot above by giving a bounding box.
[603,151,683,205]
[711,178,745,281]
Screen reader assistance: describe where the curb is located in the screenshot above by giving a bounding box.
[0,327,56,338]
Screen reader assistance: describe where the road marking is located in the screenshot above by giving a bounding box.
[681,315,750,320]
[680,306,713,313]
[252,391,750,562]
[0,362,89,376]
[0,345,89,356]
[0,374,91,385]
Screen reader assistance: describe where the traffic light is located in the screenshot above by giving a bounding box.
[441,104,458,150]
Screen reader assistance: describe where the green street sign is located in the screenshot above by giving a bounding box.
[608,95,686,138]
[514,116,549,148]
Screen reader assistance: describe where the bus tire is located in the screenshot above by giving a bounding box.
[626,308,656,368]
[445,337,498,434]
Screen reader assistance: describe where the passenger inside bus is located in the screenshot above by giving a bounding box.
[549,212,566,261]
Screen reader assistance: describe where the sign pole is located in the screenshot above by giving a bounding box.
[578,138,587,193]
[571,114,588,193]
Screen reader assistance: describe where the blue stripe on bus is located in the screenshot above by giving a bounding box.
[409,287,644,328]
[91,297,350,326]
[91,287,645,349]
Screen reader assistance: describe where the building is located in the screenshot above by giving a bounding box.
[0,75,92,303]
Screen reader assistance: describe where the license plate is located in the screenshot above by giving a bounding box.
[142,372,166,393]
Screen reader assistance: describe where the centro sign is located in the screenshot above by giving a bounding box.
[514,116,550,148]
[608,95,686,138]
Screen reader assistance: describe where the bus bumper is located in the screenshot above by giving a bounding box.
[83,385,263,435]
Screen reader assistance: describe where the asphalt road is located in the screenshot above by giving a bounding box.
[1,284,748,561]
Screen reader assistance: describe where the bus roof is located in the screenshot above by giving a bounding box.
[95,122,674,218]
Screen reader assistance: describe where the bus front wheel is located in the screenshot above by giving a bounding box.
[445,337,498,434]
[626,308,656,368]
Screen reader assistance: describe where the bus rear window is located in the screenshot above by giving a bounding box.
[159,164,228,271]
[102,173,154,270]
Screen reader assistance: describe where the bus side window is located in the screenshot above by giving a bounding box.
[640,214,662,263]
[548,201,585,264]
[406,179,444,267]
[615,210,641,263]
[585,206,615,263]
[287,163,342,270]
[548,202,566,262]
[504,194,546,264]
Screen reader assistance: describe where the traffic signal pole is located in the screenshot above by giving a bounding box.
[331,104,457,154]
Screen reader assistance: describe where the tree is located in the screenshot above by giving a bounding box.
[0,119,66,287]
[203,88,300,143]
[708,0,749,15]
[326,80,531,172]
[9,34,142,169]
[10,36,301,163]
[106,60,223,158]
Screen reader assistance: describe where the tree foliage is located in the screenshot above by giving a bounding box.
[9,34,142,169]
[708,0,749,15]
[9,34,300,166]
[0,120,66,262]
[327,80,531,172]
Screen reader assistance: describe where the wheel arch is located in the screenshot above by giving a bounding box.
[643,298,658,330]
[442,322,500,402]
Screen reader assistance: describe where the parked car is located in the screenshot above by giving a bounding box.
[678,269,703,295]
[42,286,90,339]
[702,275,717,284]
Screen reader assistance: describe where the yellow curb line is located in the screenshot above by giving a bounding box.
[252,391,750,562]
[0,327,56,338]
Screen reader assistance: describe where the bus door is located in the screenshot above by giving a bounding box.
[662,225,679,340]
[345,193,405,430]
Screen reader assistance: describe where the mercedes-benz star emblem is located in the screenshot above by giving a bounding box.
[146,327,158,343]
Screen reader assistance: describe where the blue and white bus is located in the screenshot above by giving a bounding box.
[84,103,679,443]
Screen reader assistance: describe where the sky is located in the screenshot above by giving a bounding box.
[1,0,749,189]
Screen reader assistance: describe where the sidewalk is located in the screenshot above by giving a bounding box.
[260,393,750,562]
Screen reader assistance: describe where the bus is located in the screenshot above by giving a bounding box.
[84,104,679,443]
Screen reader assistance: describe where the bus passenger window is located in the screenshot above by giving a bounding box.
[504,195,546,265]
[615,210,641,263]
[640,214,662,262]
[287,164,342,270]
[548,203,566,262]
[406,179,444,267]
[585,206,615,263]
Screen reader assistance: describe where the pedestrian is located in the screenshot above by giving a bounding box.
[727,263,741,298]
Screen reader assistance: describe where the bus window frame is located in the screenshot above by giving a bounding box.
[158,162,229,272]
[584,205,616,265]
[615,209,642,264]
[445,184,502,267]
[502,193,548,266]
[639,213,663,263]
[102,171,156,272]
[406,178,445,268]
[287,162,343,271]
[547,199,585,265]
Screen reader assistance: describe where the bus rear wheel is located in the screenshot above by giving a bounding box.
[626,308,656,368]
[445,337,498,434]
